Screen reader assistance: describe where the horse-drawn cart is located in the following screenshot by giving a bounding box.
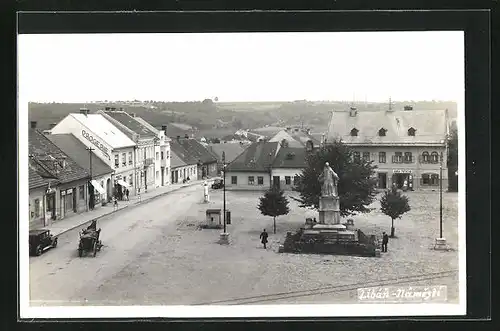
[78,220,103,257]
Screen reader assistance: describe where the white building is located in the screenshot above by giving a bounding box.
[49,109,137,199]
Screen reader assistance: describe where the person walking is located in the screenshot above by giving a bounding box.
[125,188,129,201]
[113,196,118,211]
[381,231,389,252]
[260,229,269,249]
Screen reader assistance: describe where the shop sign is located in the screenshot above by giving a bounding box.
[81,129,111,160]
[393,169,412,174]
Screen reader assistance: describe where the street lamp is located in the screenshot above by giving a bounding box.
[219,151,229,244]
[435,150,448,250]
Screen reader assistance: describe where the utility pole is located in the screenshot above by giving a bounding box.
[86,147,95,210]
[439,151,443,238]
[389,96,393,110]
[222,151,226,234]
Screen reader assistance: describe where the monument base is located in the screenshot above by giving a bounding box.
[313,224,346,231]
[433,237,450,251]
[218,232,230,245]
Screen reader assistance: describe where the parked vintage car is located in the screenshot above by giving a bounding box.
[29,229,58,256]
[211,179,224,189]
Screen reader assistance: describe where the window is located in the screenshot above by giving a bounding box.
[350,128,359,137]
[129,175,133,185]
[404,152,413,163]
[79,185,85,199]
[379,152,386,163]
[421,173,439,186]
[362,152,370,162]
[248,176,255,185]
[378,128,387,136]
[34,199,40,218]
[167,151,170,159]
[161,151,164,160]
[128,152,133,165]
[353,151,360,161]
[114,154,119,168]
[393,152,403,163]
[431,174,440,185]
[294,175,300,186]
[231,176,237,185]
[156,152,159,160]
[422,151,430,163]
[122,153,126,166]
[422,174,430,185]
[408,127,416,136]
[285,176,291,185]
[257,176,264,185]
[431,152,439,163]
[101,180,104,190]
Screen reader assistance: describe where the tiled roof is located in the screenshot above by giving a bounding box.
[101,111,157,139]
[68,113,136,148]
[170,139,199,166]
[29,129,89,184]
[272,147,307,169]
[207,143,245,163]
[47,134,114,177]
[29,166,49,190]
[175,138,218,165]
[326,109,448,145]
[270,129,321,148]
[226,141,280,172]
[170,151,188,168]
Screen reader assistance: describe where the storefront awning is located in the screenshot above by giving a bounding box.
[90,180,106,195]
[116,179,130,188]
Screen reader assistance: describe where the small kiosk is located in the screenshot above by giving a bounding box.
[205,209,231,228]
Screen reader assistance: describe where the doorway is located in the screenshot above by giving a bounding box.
[392,173,409,189]
[161,167,165,186]
[273,176,280,190]
[378,173,387,189]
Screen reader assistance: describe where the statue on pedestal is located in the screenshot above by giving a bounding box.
[318,162,339,197]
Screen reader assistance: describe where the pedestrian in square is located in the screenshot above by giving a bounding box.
[382,231,389,252]
[113,196,118,211]
[125,188,129,201]
[260,229,269,249]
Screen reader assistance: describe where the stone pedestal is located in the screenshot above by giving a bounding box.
[434,237,449,250]
[318,195,341,225]
[219,232,230,245]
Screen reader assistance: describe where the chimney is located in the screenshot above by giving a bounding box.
[161,125,167,134]
[49,123,57,129]
[349,106,357,117]
[30,121,37,129]
[79,108,89,116]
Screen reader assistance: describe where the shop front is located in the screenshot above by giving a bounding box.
[114,176,131,200]
[90,179,106,208]
[391,169,414,191]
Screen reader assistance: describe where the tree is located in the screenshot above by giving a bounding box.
[293,140,378,216]
[380,186,411,237]
[258,188,290,234]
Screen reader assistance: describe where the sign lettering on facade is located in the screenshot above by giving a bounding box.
[393,170,412,174]
[81,130,111,160]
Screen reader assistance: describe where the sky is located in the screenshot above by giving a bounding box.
[18,31,464,103]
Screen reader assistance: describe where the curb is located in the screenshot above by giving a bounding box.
[53,181,202,237]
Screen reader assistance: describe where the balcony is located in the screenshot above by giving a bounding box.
[144,158,154,167]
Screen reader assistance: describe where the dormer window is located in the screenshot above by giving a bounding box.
[350,128,359,137]
[408,127,416,136]
[378,128,387,137]
[281,139,289,148]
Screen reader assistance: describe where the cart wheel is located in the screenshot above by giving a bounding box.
[35,245,42,256]
[52,238,58,248]
[93,242,97,257]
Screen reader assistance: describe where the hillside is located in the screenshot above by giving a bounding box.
[28,100,457,139]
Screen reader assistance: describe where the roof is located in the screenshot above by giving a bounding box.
[47,134,114,177]
[170,150,188,168]
[29,129,89,184]
[226,141,280,172]
[170,139,199,166]
[69,113,136,148]
[207,143,246,163]
[29,166,49,190]
[101,111,157,139]
[133,117,160,134]
[269,129,321,148]
[272,147,308,169]
[174,138,218,165]
[326,109,448,146]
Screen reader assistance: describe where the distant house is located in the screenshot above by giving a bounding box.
[29,124,90,228]
[225,141,280,190]
[207,143,246,175]
[270,147,308,190]
[169,139,199,183]
[269,127,322,149]
[174,136,218,179]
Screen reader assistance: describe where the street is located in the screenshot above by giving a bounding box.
[30,185,459,306]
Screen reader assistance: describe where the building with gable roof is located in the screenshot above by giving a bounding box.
[207,142,246,175]
[269,126,323,149]
[29,123,91,227]
[173,135,218,179]
[169,139,199,183]
[270,146,309,190]
[326,105,449,190]
[50,108,137,200]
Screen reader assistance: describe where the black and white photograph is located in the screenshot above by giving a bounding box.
[18,29,466,318]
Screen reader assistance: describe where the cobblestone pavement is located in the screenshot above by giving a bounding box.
[29,188,460,306]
